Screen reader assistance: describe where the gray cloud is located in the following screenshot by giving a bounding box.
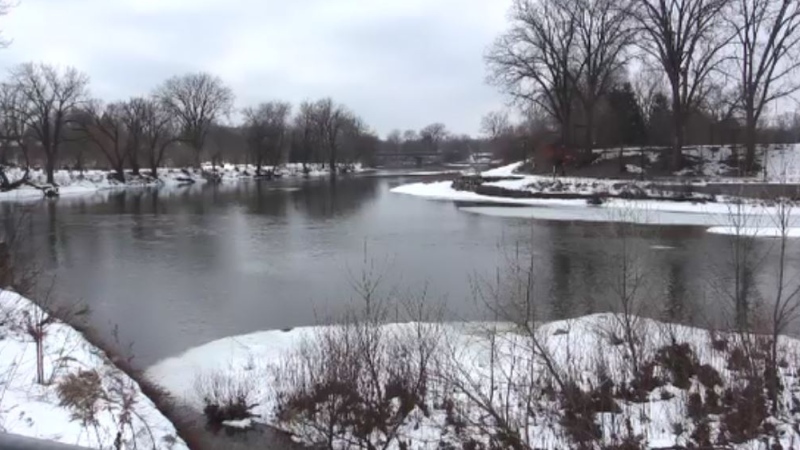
[0,0,512,136]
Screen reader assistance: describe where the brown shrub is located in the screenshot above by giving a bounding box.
[655,342,697,389]
[56,369,104,426]
[721,377,768,443]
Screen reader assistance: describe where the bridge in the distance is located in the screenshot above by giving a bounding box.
[373,151,443,167]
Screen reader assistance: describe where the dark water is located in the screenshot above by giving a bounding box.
[3,174,799,370]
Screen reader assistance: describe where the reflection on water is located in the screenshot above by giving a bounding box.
[2,175,799,370]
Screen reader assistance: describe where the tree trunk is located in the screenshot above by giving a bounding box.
[329,144,337,178]
[113,164,126,183]
[130,151,140,176]
[744,110,757,175]
[45,154,56,185]
[671,111,684,171]
[36,337,44,385]
[584,110,595,164]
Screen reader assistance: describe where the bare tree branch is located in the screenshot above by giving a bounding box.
[155,72,234,168]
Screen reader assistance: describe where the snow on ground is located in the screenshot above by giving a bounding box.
[0,290,188,449]
[706,226,800,238]
[391,177,800,225]
[593,144,800,182]
[147,314,800,449]
[392,161,800,232]
[0,162,366,202]
[481,161,524,177]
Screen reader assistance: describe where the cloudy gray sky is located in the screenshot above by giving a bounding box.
[0,0,512,137]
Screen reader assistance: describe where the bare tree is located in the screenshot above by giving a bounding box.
[766,197,800,412]
[730,0,800,173]
[386,129,403,153]
[631,69,665,125]
[155,72,234,168]
[631,0,731,170]
[311,98,351,176]
[290,101,317,173]
[480,111,511,139]
[487,0,579,147]
[703,80,739,147]
[0,83,32,189]
[419,122,448,153]
[9,63,90,185]
[137,98,177,178]
[339,114,369,166]
[242,101,292,176]
[77,101,128,181]
[569,0,636,153]
[120,98,149,176]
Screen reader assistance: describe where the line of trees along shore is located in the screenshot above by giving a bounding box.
[4,0,800,185]
[485,0,800,173]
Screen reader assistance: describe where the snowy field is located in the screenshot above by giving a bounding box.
[0,290,187,449]
[0,162,366,201]
[392,161,800,236]
[594,144,800,182]
[147,314,800,449]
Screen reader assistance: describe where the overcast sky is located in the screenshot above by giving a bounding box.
[0,0,512,137]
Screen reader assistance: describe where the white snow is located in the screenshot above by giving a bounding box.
[222,418,253,429]
[147,314,800,449]
[626,164,644,174]
[592,144,800,182]
[0,162,367,202]
[0,289,188,449]
[481,161,525,177]
[706,226,800,238]
[391,179,800,227]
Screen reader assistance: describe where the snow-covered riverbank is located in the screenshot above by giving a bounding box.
[0,289,188,449]
[0,162,367,202]
[147,314,800,449]
[391,162,800,236]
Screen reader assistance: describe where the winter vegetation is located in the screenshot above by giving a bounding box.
[3,0,800,447]
[148,209,800,448]
[0,289,188,449]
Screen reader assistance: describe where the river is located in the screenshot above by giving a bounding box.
[3,172,798,372]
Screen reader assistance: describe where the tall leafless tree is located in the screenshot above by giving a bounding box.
[768,199,799,410]
[419,122,448,153]
[242,101,292,176]
[9,63,89,185]
[311,98,351,176]
[155,72,234,168]
[631,0,731,170]
[487,0,579,147]
[481,111,511,139]
[386,129,403,153]
[568,0,636,153]
[120,98,149,176]
[290,101,317,173]
[78,101,128,181]
[730,0,800,173]
[138,98,177,178]
[0,83,31,184]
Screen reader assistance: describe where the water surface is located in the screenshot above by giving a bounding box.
[4,174,798,369]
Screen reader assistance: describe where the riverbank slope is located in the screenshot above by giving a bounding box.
[0,289,188,449]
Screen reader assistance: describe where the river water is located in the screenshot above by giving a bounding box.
[3,173,799,371]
